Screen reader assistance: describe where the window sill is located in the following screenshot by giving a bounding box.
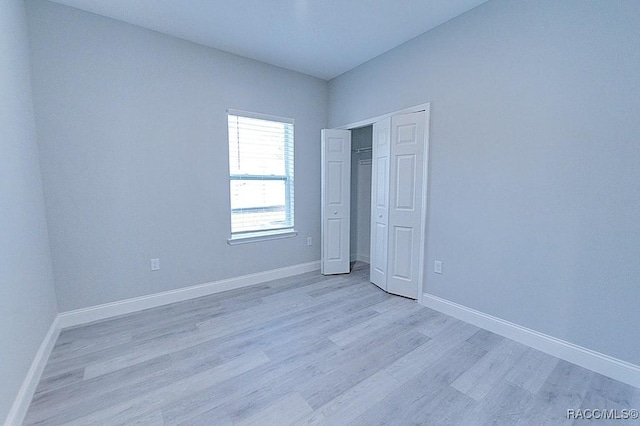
[227,229,297,245]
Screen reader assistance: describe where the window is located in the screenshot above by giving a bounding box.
[227,110,295,242]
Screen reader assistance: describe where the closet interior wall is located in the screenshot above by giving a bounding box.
[350,125,373,264]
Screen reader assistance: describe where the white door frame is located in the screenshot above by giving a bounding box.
[336,103,431,130]
[338,103,431,305]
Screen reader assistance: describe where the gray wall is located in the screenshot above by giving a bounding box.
[0,0,58,420]
[350,126,372,262]
[26,0,328,312]
[330,0,640,365]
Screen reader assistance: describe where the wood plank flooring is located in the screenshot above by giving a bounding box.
[24,263,640,425]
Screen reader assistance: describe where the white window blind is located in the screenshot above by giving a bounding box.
[228,110,294,238]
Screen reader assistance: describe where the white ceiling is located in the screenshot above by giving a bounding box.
[47,0,488,80]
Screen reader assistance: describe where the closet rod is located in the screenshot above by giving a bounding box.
[352,147,372,154]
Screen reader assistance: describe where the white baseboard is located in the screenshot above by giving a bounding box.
[350,254,370,264]
[5,261,320,425]
[4,317,60,426]
[421,293,640,389]
[58,261,320,329]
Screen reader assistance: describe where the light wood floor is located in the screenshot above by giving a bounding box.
[25,263,639,425]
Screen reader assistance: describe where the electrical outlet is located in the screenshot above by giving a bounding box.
[434,260,443,274]
[307,237,313,246]
[151,258,160,271]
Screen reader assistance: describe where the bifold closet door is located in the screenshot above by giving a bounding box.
[370,111,426,299]
[370,117,391,290]
[320,129,351,275]
[387,111,426,299]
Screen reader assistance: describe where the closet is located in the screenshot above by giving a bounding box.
[321,107,429,300]
[350,126,373,266]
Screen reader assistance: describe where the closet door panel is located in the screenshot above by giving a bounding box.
[370,117,391,290]
[394,154,417,210]
[321,129,351,275]
[391,226,413,280]
[386,111,426,299]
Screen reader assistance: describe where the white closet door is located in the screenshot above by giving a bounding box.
[321,129,351,275]
[386,111,426,298]
[370,117,391,290]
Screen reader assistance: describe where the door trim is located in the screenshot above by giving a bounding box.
[336,102,431,130]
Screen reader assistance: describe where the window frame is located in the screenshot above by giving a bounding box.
[226,109,297,244]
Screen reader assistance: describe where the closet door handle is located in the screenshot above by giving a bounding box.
[333,211,338,215]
